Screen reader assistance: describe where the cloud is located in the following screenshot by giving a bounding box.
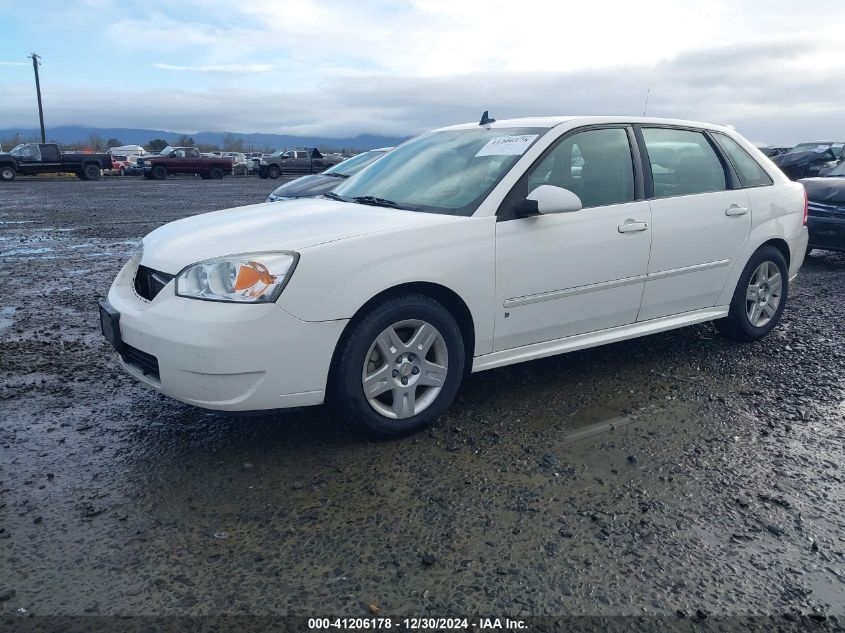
[1,1,844,145]
[153,63,275,73]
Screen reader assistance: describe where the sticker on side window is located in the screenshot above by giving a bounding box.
[475,135,538,157]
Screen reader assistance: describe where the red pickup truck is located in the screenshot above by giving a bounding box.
[137,146,233,180]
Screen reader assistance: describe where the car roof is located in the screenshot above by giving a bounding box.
[435,115,737,134]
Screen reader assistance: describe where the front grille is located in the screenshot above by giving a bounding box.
[121,344,160,382]
[134,265,174,301]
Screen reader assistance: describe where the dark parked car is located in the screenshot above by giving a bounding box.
[258,148,342,179]
[771,141,845,180]
[800,161,845,253]
[0,143,111,181]
[266,147,392,201]
[137,146,233,180]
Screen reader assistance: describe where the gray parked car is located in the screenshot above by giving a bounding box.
[267,148,393,201]
[257,148,342,179]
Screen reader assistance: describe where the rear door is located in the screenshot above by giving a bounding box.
[293,150,309,172]
[636,126,751,321]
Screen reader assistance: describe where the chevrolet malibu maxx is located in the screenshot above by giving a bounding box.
[100,116,809,437]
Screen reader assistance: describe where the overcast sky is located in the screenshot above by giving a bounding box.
[1,0,843,144]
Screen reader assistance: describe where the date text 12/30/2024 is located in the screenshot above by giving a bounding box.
[308,617,527,630]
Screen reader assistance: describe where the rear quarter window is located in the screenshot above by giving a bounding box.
[713,133,773,188]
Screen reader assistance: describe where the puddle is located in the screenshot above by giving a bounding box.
[0,306,15,331]
[0,247,54,256]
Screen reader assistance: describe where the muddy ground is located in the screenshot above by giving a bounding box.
[1,177,844,624]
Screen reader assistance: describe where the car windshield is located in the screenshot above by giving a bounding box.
[325,150,389,177]
[10,144,26,155]
[160,146,175,156]
[332,127,547,215]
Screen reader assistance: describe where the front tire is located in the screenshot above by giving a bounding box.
[267,165,281,179]
[151,165,167,180]
[715,245,788,342]
[330,294,465,438]
[0,165,15,181]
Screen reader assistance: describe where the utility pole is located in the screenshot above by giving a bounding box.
[29,53,46,143]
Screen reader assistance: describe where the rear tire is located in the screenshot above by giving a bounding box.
[715,245,788,342]
[209,167,224,180]
[330,293,465,439]
[151,165,167,180]
[0,165,15,181]
[83,164,101,180]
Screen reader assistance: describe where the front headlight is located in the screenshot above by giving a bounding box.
[175,252,298,303]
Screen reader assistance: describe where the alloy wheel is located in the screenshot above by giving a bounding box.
[745,260,782,327]
[361,319,448,419]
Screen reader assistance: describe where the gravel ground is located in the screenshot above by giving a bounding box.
[1,177,844,625]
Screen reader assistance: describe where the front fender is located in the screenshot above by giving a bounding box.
[278,216,497,356]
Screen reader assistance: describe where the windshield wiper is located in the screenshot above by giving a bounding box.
[323,191,347,202]
[324,172,347,178]
[351,196,416,211]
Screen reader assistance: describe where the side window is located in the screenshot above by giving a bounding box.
[295,151,307,159]
[527,128,635,208]
[40,145,60,161]
[712,133,773,188]
[642,128,727,198]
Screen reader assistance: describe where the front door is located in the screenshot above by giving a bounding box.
[494,126,652,352]
[636,127,752,321]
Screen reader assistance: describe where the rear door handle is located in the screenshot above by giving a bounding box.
[618,220,649,233]
[725,206,749,217]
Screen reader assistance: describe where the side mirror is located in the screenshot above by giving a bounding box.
[519,185,582,216]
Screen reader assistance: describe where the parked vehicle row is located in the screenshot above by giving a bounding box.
[99,115,808,438]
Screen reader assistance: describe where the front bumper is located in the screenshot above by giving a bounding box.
[807,215,845,252]
[104,254,348,411]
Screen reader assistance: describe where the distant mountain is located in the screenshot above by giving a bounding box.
[0,125,406,152]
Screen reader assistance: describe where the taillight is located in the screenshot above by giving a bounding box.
[802,187,808,225]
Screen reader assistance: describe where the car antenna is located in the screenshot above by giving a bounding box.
[479,110,496,126]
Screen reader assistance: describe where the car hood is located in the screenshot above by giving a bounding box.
[269,174,345,199]
[140,197,463,273]
[799,177,845,205]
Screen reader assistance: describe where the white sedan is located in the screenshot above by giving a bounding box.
[100,115,808,437]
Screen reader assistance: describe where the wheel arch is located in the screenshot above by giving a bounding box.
[328,281,476,379]
[759,237,790,269]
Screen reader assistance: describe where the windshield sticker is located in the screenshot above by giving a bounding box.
[475,135,538,157]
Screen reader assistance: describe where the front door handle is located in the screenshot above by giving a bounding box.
[725,206,749,217]
[618,220,649,233]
